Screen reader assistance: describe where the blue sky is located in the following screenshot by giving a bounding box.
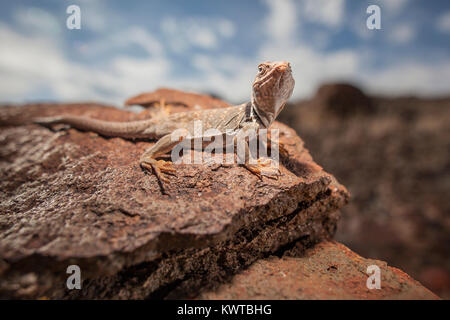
[0,0,449,105]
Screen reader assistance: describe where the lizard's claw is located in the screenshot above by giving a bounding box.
[141,159,176,184]
[245,158,282,180]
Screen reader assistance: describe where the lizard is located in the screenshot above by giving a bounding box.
[34,61,295,191]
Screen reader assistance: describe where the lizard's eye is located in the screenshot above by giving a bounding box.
[258,65,264,72]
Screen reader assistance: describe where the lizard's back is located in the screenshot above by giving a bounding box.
[35,104,247,139]
[150,104,246,137]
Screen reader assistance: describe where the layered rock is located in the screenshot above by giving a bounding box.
[0,92,348,299]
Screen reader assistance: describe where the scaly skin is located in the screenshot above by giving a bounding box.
[34,61,295,192]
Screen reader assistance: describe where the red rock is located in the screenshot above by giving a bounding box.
[124,88,231,110]
[199,241,439,300]
[314,83,373,116]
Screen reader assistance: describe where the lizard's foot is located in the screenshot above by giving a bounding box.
[148,99,172,120]
[140,159,176,183]
[245,158,281,180]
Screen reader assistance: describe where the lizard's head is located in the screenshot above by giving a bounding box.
[251,61,295,127]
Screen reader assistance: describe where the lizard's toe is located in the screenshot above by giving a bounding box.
[156,160,176,174]
[257,158,273,167]
[141,159,176,185]
[246,158,282,180]
[245,164,263,180]
[141,162,153,172]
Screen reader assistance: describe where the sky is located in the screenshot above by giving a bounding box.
[0,0,449,106]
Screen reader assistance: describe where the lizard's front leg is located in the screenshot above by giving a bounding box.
[140,133,183,186]
[267,131,289,159]
[235,123,281,179]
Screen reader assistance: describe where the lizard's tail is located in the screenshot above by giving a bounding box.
[33,115,156,139]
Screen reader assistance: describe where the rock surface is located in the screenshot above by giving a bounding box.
[199,241,439,300]
[0,91,348,299]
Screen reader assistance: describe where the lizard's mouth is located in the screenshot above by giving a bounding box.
[277,64,289,72]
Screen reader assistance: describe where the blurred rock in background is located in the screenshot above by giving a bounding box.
[278,83,450,298]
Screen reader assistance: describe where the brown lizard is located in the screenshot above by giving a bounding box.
[34,61,295,190]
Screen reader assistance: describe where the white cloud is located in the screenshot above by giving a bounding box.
[263,0,298,42]
[360,61,450,96]
[436,11,450,33]
[81,26,165,57]
[301,0,346,28]
[0,1,448,108]
[110,57,170,92]
[0,24,67,97]
[388,24,415,44]
[259,44,360,98]
[13,7,62,36]
[190,54,256,102]
[0,19,170,105]
[161,17,236,51]
[257,0,448,100]
[186,24,217,49]
[76,0,122,33]
[378,0,409,16]
[259,0,358,98]
[185,0,358,102]
[217,20,236,38]
[353,0,411,40]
